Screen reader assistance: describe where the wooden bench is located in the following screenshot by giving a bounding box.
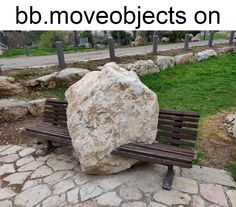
[22,98,200,190]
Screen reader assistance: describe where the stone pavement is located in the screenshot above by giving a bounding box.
[0,144,236,207]
[1,39,228,70]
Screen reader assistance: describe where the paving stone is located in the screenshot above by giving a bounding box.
[16,155,35,167]
[0,200,13,207]
[95,191,122,206]
[0,153,19,163]
[72,200,98,207]
[93,176,122,191]
[0,187,17,200]
[67,187,80,204]
[22,178,42,190]
[182,165,236,187]
[14,184,51,207]
[43,171,75,184]
[72,172,92,186]
[153,189,191,206]
[226,190,236,207]
[0,145,22,155]
[0,145,11,153]
[0,164,15,176]
[19,147,36,157]
[52,179,75,194]
[122,201,147,207]
[172,176,198,194]
[148,202,167,207]
[119,185,143,200]
[191,195,205,207]
[3,171,32,185]
[42,194,66,207]
[79,183,104,202]
[17,160,44,172]
[47,157,75,171]
[0,179,3,188]
[200,184,228,207]
[31,166,53,179]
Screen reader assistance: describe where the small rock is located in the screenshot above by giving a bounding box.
[226,190,236,207]
[191,34,201,42]
[175,53,196,65]
[225,113,236,138]
[155,56,175,70]
[26,72,58,88]
[0,164,15,176]
[31,166,53,178]
[14,184,51,207]
[95,192,122,207]
[52,179,75,194]
[195,50,217,61]
[0,76,23,97]
[172,176,198,194]
[200,184,228,207]
[3,171,32,185]
[161,37,170,42]
[216,47,235,55]
[0,187,17,200]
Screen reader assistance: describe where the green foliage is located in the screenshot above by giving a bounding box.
[111,31,131,45]
[228,163,236,182]
[40,88,66,101]
[39,31,66,48]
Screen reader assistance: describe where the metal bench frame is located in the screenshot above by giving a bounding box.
[22,99,200,190]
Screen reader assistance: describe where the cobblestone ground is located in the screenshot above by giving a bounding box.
[0,144,236,207]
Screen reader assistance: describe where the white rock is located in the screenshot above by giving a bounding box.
[119,185,143,200]
[0,187,17,200]
[0,145,11,153]
[0,145,22,155]
[195,50,217,61]
[192,195,205,207]
[17,160,44,172]
[175,53,196,65]
[148,202,167,207]
[66,62,159,174]
[226,113,236,138]
[95,192,122,206]
[19,147,36,157]
[155,56,175,70]
[79,183,104,202]
[122,202,147,207]
[161,37,170,42]
[119,60,160,75]
[42,194,66,207]
[0,200,13,207]
[153,189,191,206]
[0,153,19,163]
[56,68,90,88]
[172,176,198,194]
[26,72,58,88]
[3,171,32,185]
[22,178,42,190]
[52,179,75,194]
[14,184,51,207]
[0,164,15,176]
[16,155,35,167]
[226,190,236,207]
[43,170,75,184]
[0,76,23,97]
[47,157,75,171]
[31,166,53,178]
[27,99,46,117]
[191,33,201,42]
[67,187,80,204]
[216,47,235,55]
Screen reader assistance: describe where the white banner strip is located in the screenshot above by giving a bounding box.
[0,0,235,30]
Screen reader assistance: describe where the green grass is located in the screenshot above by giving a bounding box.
[40,88,66,101]
[10,70,52,81]
[228,163,236,182]
[2,46,93,58]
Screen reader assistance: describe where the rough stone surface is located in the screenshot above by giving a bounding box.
[0,200,13,207]
[66,63,159,174]
[79,183,104,202]
[225,113,236,138]
[16,155,35,167]
[47,157,76,171]
[26,72,58,88]
[226,190,236,207]
[172,176,198,194]
[22,178,42,190]
[200,184,228,207]
[3,171,31,185]
[175,53,196,65]
[42,194,66,207]
[0,76,23,97]
[0,153,19,163]
[31,166,53,178]
[52,179,75,194]
[67,187,80,204]
[119,185,143,200]
[119,60,160,75]
[216,46,235,55]
[153,189,191,205]
[95,192,122,206]
[17,160,44,172]
[0,145,22,155]
[155,56,175,70]
[19,147,36,157]
[148,202,167,207]
[195,49,217,61]
[191,195,205,207]
[0,187,17,200]
[122,201,147,207]
[14,185,51,207]
[56,68,90,88]
[0,164,15,176]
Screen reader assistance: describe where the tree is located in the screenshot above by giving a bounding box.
[80,31,94,47]
[111,31,131,45]
[39,31,66,48]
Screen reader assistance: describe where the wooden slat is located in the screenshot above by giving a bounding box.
[159,115,199,123]
[22,130,71,144]
[46,99,68,104]
[44,107,67,113]
[159,109,200,117]
[31,125,69,136]
[112,150,192,168]
[119,145,193,162]
[26,128,71,139]
[158,120,198,128]
[44,110,67,116]
[43,114,67,121]
[45,101,68,108]
[43,119,67,127]
[158,125,197,136]
[158,137,195,146]
[157,131,196,141]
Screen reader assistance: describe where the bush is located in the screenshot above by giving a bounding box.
[39,31,67,48]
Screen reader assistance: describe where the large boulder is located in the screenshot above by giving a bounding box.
[226,113,236,138]
[175,53,196,65]
[66,63,159,174]
[216,47,235,55]
[56,68,90,88]
[0,76,23,97]
[195,50,217,61]
[156,56,175,70]
[26,72,57,88]
[119,60,160,75]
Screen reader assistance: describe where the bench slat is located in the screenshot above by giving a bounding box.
[158,120,198,128]
[160,109,200,117]
[31,124,69,136]
[157,137,195,146]
[26,128,71,139]
[157,131,197,141]
[158,125,197,136]
[159,115,199,123]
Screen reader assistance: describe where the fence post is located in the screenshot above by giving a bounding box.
[55,41,66,70]
[108,37,115,61]
[229,31,235,45]
[184,33,190,50]
[208,31,214,48]
[153,35,158,55]
[24,45,29,56]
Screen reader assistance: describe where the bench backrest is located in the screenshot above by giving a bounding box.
[44,99,200,149]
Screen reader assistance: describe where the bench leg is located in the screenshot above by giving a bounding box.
[41,140,57,156]
[162,165,175,190]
